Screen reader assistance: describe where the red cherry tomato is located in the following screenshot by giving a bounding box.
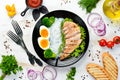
[107,41,114,48]
[99,39,107,47]
[113,36,120,44]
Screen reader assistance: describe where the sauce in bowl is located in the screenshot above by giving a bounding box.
[27,0,42,8]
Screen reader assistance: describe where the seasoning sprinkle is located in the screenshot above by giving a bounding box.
[3,39,12,53]
[88,53,91,57]
[114,31,117,33]
[81,74,89,80]
[61,0,71,5]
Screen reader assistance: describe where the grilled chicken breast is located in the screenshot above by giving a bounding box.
[60,21,82,60]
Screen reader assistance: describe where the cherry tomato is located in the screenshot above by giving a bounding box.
[99,39,107,47]
[113,36,120,44]
[107,41,114,48]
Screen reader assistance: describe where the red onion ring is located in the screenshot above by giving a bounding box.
[27,69,37,80]
[27,66,57,80]
[42,65,57,80]
[94,28,106,36]
[87,13,102,28]
[87,13,106,36]
[94,20,106,30]
[94,19,106,36]
[36,71,44,80]
[90,17,102,27]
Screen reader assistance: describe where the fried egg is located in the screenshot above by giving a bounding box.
[38,37,49,50]
[40,25,50,38]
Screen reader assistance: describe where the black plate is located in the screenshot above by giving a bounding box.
[32,10,89,67]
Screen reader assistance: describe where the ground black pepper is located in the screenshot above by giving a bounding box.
[18,72,24,79]
[88,50,91,52]
[114,31,117,33]
[22,20,33,29]
[88,53,91,57]
[96,50,100,53]
[81,74,89,80]
[25,20,31,27]
[118,27,120,31]
[99,60,101,63]
[19,76,22,79]
[111,21,113,24]
[3,39,12,53]
[92,58,94,61]
[61,0,71,5]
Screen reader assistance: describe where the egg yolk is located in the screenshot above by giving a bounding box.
[40,28,49,38]
[40,38,49,49]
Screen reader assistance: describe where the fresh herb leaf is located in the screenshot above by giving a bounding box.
[61,18,73,27]
[59,18,73,53]
[78,0,99,13]
[66,77,74,80]
[66,67,76,80]
[0,55,22,80]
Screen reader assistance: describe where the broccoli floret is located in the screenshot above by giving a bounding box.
[44,49,56,59]
[64,18,73,22]
[42,16,55,27]
[49,16,55,24]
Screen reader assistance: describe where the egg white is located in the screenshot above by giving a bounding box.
[37,37,50,50]
[40,25,50,38]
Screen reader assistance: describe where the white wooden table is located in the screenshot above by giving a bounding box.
[0,0,120,80]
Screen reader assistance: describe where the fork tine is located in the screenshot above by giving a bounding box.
[13,20,22,32]
[7,31,16,42]
[7,30,20,43]
[7,30,36,65]
[11,20,19,33]
[11,20,23,37]
[7,31,16,41]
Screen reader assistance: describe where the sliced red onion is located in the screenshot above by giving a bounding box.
[94,19,106,36]
[87,13,106,36]
[27,66,57,80]
[27,69,37,80]
[87,13,102,28]
[36,71,44,80]
[95,20,106,30]
[42,65,57,80]
[94,28,106,36]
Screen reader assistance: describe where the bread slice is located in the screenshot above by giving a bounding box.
[86,63,110,80]
[102,52,118,80]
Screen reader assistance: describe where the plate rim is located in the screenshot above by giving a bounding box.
[32,10,89,67]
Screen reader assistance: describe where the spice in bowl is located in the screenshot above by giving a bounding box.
[27,0,43,8]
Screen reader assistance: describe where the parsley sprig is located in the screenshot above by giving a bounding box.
[0,55,22,80]
[66,67,76,80]
[78,0,99,13]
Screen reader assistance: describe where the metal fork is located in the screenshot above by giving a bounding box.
[11,20,43,66]
[7,30,35,65]
[11,20,23,37]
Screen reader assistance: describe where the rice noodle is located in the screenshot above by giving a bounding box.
[49,18,63,54]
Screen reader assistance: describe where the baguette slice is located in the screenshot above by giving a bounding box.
[86,63,110,80]
[102,52,118,80]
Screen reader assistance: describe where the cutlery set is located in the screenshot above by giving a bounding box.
[7,20,43,66]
